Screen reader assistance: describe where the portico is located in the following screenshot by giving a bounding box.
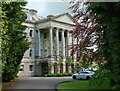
[36,26,72,75]
[18,9,79,77]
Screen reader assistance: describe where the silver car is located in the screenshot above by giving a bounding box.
[72,71,95,80]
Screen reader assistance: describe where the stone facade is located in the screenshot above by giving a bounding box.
[18,9,80,77]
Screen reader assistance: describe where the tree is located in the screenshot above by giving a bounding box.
[69,1,120,89]
[1,1,29,82]
[69,2,102,67]
[88,2,120,89]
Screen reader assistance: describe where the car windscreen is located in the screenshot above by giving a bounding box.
[80,72,89,74]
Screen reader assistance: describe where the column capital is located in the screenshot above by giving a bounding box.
[54,27,59,29]
[48,26,54,29]
[38,28,44,31]
[62,29,66,31]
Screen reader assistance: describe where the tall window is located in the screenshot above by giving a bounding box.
[29,29,34,38]
[59,34,61,41]
[20,65,24,72]
[44,33,47,39]
[29,65,33,72]
[29,48,34,58]
[44,50,48,57]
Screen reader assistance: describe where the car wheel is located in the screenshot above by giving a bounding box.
[86,76,90,80]
[73,75,76,79]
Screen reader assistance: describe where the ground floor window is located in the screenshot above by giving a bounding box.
[20,65,24,72]
[29,65,33,72]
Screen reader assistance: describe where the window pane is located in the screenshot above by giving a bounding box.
[44,33,47,39]
[30,30,33,37]
[20,65,24,71]
[29,65,33,71]
[44,50,48,57]
[30,49,32,57]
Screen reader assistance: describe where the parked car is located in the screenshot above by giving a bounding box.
[72,71,95,80]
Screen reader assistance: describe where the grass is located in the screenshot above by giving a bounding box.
[56,80,112,91]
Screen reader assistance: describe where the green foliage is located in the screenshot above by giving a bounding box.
[88,2,120,89]
[67,73,73,76]
[67,58,74,65]
[45,74,56,77]
[58,58,63,64]
[90,68,111,88]
[56,73,63,77]
[57,80,112,90]
[44,73,74,77]
[1,2,29,82]
[62,73,68,76]
[79,55,90,69]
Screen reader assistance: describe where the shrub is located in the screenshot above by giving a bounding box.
[89,69,111,89]
[51,74,56,77]
[63,73,69,76]
[45,74,56,77]
[56,74,63,77]
[68,73,74,76]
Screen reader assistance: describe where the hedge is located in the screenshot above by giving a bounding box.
[45,73,74,77]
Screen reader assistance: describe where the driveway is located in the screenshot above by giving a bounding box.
[3,77,77,91]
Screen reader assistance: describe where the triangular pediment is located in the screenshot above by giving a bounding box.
[53,13,75,25]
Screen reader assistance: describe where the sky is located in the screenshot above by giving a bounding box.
[25,0,72,17]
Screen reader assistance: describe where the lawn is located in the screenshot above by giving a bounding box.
[56,80,112,91]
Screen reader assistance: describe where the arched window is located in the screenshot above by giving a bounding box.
[29,29,34,38]
[29,48,34,58]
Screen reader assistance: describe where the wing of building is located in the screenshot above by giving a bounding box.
[18,8,80,77]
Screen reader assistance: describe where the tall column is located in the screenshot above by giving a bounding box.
[57,64,60,73]
[49,27,53,57]
[63,62,66,73]
[72,33,75,61]
[61,30,65,58]
[68,65,72,73]
[38,30,41,56]
[48,62,54,74]
[67,31,70,57]
[56,28,59,57]
[50,64,54,74]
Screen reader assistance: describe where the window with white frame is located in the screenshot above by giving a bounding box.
[29,65,33,72]
[29,29,34,38]
[20,65,24,72]
[29,48,34,58]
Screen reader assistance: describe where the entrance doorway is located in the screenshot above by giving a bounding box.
[54,63,58,74]
[41,62,48,76]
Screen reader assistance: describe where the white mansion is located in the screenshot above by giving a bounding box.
[18,9,80,76]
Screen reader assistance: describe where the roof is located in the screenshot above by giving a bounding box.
[35,12,75,25]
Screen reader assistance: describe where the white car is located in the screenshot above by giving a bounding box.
[72,71,95,80]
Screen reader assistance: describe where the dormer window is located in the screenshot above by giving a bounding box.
[29,29,34,38]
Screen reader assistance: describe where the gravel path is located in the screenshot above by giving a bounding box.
[3,77,77,91]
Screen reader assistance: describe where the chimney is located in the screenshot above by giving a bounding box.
[47,15,54,18]
[29,9,37,15]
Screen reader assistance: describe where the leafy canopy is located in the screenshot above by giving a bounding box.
[1,1,29,82]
